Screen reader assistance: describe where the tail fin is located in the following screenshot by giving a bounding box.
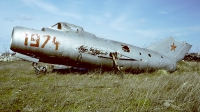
[146,37,192,61]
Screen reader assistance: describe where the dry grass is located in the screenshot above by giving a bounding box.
[0,61,199,111]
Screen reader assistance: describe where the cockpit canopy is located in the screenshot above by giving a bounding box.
[50,22,84,32]
[41,22,96,37]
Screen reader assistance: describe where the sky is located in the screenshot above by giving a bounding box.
[0,0,200,53]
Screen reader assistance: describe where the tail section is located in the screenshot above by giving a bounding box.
[146,37,192,61]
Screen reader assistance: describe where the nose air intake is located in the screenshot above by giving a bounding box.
[10,28,16,51]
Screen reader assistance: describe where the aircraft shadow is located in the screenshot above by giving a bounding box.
[51,67,156,75]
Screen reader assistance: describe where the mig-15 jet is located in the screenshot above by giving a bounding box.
[10,22,192,75]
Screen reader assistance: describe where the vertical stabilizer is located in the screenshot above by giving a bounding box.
[146,37,192,61]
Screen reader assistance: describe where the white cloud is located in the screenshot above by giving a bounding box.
[104,0,115,5]
[19,14,33,20]
[190,27,200,31]
[96,22,104,26]
[140,19,146,22]
[21,0,81,19]
[104,12,111,18]
[21,0,58,12]
[3,17,14,22]
[3,14,33,22]
[174,33,182,36]
[158,10,169,14]
[134,29,161,38]
[109,15,128,32]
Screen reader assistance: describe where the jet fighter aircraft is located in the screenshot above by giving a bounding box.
[10,22,192,74]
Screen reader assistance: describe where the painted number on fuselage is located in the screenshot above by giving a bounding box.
[30,34,40,47]
[24,33,60,50]
[41,35,50,48]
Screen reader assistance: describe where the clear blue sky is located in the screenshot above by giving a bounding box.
[0,0,200,53]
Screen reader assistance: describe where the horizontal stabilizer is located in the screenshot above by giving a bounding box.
[146,37,192,61]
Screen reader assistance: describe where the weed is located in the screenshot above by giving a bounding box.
[0,61,199,111]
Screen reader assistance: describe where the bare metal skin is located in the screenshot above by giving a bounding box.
[10,22,192,73]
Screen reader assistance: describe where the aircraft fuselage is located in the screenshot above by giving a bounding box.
[10,24,177,72]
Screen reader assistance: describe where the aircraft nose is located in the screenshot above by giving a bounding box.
[10,27,16,51]
[10,26,23,52]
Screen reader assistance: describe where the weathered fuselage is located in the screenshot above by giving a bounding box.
[10,22,177,71]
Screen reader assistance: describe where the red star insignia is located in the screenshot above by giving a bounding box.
[170,42,177,51]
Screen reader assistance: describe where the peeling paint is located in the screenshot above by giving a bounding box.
[121,45,130,52]
[78,45,88,53]
[41,35,50,48]
[78,45,107,56]
[90,47,108,55]
[109,52,121,59]
[30,34,40,47]
[24,33,28,46]
[52,37,60,50]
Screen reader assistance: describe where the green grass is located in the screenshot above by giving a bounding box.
[0,61,200,111]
